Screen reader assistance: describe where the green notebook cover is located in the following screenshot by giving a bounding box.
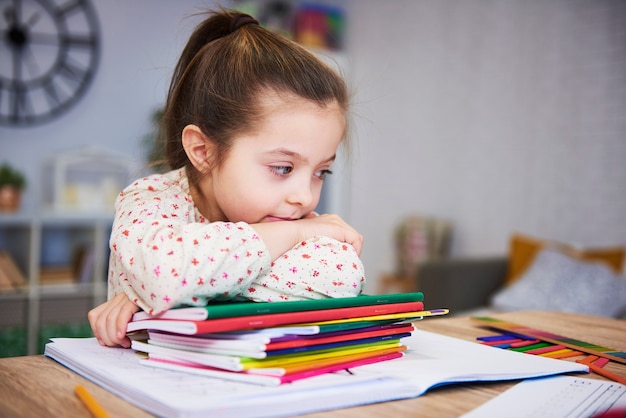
[132,292,424,321]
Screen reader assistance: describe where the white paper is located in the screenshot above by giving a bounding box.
[461,375,626,418]
[355,330,588,395]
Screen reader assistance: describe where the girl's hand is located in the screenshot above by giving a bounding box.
[252,213,363,260]
[297,213,363,255]
[88,292,140,348]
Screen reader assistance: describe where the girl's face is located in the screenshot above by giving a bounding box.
[201,96,345,223]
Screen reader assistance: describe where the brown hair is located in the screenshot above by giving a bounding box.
[161,9,349,186]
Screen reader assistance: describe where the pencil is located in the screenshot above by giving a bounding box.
[75,384,111,418]
[576,360,626,386]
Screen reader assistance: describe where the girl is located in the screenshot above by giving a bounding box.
[88,9,365,348]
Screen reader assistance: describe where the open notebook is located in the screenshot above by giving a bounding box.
[45,329,588,418]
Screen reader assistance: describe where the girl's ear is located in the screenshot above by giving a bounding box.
[182,124,214,172]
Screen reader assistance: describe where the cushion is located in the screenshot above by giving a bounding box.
[504,233,625,285]
[492,249,626,318]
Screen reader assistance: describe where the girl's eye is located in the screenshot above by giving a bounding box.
[316,169,333,180]
[270,166,292,176]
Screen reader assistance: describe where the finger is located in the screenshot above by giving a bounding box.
[99,294,130,347]
[87,304,106,345]
[116,299,140,348]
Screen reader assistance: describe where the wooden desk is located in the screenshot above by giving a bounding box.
[1,311,624,418]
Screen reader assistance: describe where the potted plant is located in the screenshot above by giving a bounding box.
[0,163,26,212]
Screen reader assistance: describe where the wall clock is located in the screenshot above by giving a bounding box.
[0,0,100,126]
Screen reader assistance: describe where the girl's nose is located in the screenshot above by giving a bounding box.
[286,178,315,208]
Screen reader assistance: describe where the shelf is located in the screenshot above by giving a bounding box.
[0,212,112,354]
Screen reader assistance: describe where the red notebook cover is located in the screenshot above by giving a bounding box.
[127,301,424,335]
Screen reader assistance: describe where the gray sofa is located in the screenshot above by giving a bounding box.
[417,257,508,315]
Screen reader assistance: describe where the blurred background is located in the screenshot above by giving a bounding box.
[1,0,625,354]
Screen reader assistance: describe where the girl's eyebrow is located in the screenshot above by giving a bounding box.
[267,148,336,164]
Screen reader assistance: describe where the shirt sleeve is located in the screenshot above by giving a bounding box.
[107,173,271,315]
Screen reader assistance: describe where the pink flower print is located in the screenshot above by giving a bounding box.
[233,253,240,261]
[210,278,216,286]
[167,250,174,256]
[208,256,215,262]
[153,265,161,277]
[122,230,130,237]
[306,285,314,292]
[247,287,257,293]
[246,251,252,258]
[289,266,298,274]
[152,245,159,251]
[270,273,280,281]
[129,257,134,266]
[191,258,199,266]
[181,278,188,286]
[314,243,321,249]
[197,277,204,285]
[150,293,156,300]
[193,239,199,245]
[336,264,343,271]
[237,278,244,284]
[312,270,319,277]
[332,280,345,287]
[352,263,358,270]
[302,253,311,259]
[163,295,170,303]
[222,272,229,279]
[286,281,296,289]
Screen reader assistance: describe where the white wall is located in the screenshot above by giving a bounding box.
[346,0,626,292]
[1,1,625,294]
[0,0,212,211]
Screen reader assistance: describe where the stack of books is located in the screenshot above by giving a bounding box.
[127,292,447,386]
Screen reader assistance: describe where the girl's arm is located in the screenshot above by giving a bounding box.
[250,213,363,261]
[108,175,271,316]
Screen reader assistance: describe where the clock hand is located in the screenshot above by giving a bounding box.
[3,7,16,24]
